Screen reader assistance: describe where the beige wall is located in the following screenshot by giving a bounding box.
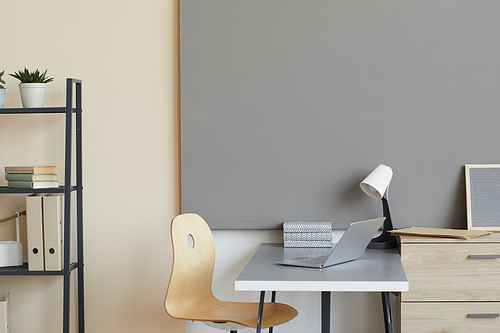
[1,1,185,332]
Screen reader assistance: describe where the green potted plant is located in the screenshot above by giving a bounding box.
[0,71,5,108]
[9,68,54,108]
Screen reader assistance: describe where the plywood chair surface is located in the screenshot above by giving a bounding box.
[165,213,298,330]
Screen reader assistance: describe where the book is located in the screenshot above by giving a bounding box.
[26,194,44,271]
[5,173,57,181]
[284,240,333,248]
[283,232,332,242]
[283,222,332,233]
[390,227,491,240]
[7,180,59,189]
[5,165,57,174]
[43,194,63,271]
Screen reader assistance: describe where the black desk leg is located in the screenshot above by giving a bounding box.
[321,291,331,333]
[381,292,394,333]
[269,291,276,333]
[257,291,265,333]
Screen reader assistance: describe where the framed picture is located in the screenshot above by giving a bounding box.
[465,164,500,230]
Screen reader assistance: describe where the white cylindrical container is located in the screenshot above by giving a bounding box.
[0,241,23,267]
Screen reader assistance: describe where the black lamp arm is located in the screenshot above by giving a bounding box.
[367,194,398,249]
[381,196,394,232]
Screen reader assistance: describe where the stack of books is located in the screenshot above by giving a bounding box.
[5,166,58,189]
[283,221,333,248]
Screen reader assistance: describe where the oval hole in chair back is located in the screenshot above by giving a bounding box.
[187,234,195,248]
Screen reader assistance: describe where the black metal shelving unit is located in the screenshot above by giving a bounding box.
[0,78,84,333]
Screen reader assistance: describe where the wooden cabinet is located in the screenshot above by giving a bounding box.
[399,233,500,333]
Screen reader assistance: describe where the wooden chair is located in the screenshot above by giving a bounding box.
[165,213,298,333]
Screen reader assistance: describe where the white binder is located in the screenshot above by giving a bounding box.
[26,194,44,271]
[0,293,10,333]
[43,194,63,271]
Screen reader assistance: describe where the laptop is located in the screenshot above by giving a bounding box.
[276,217,385,268]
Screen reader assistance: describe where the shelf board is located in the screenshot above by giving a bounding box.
[0,262,80,276]
[0,186,79,194]
[0,107,77,114]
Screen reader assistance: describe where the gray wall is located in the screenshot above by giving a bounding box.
[181,0,500,229]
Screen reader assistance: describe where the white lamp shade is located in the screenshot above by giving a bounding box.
[360,164,393,200]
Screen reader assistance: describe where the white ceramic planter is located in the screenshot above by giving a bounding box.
[0,88,5,108]
[19,83,47,108]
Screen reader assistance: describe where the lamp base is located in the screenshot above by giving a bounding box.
[367,232,398,249]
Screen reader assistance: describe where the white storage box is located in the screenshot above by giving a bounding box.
[0,242,23,267]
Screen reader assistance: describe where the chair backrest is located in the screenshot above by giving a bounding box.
[165,213,217,319]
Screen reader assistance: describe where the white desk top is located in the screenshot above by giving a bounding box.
[235,243,409,292]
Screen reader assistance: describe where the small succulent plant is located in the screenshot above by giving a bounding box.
[0,71,5,89]
[10,68,54,84]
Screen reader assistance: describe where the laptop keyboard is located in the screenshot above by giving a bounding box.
[293,255,328,266]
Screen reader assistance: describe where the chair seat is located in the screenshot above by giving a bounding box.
[170,298,298,329]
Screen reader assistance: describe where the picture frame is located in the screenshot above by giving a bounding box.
[465,164,500,231]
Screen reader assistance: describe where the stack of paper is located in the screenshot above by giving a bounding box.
[283,222,333,248]
[390,226,491,240]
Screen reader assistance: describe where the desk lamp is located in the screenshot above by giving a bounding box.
[360,164,398,249]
